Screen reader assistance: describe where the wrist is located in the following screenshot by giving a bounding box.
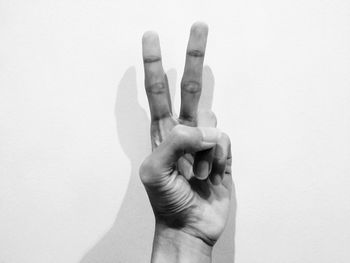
[151,222,213,263]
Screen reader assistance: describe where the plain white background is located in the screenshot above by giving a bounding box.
[1,0,350,262]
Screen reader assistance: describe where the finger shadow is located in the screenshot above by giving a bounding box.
[200,65,215,110]
[79,67,154,263]
[166,68,177,114]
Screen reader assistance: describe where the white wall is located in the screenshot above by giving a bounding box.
[1,0,349,262]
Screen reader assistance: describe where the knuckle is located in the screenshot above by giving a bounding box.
[143,56,161,64]
[220,132,231,147]
[181,81,201,94]
[187,49,205,58]
[213,146,226,163]
[212,150,227,174]
[139,155,157,184]
[213,132,231,169]
[146,82,166,94]
[179,114,197,125]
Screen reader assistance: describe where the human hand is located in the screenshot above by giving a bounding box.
[139,22,233,262]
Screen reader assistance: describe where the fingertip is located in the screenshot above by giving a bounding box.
[191,21,209,35]
[220,132,231,145]
[142,30,159,44]
[188,22,208,48]
[142,31,161,58]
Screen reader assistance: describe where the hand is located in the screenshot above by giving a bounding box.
[139,22,233,262]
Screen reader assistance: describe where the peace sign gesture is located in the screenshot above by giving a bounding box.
[139,22,233,261]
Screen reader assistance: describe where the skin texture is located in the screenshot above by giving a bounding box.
[139,22,233,262]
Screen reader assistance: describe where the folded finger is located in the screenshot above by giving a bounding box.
[209,133,232,186]
[193,148,214,180]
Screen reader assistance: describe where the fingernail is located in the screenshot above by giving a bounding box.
[195,160,210,180]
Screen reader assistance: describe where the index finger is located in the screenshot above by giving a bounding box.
[142,31,172,120]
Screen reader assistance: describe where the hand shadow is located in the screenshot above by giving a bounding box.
[79,66,236,263]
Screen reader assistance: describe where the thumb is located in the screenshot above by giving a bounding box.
[154,125,222,168]
[139,125,222,185]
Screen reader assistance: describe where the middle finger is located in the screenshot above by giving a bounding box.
[179,22,208,126]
